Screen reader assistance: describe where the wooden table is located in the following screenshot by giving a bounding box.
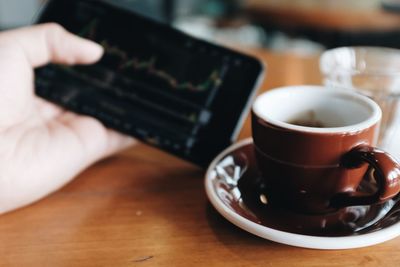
[1,50,399,267]
[244,0,400,48]
[244,0,400,32]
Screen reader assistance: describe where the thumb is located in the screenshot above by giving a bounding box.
[0,23,103,129]
[0,23,104,67]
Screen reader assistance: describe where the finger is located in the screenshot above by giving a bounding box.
[34,97,64,121]
[58,112,136,162]
[0,23,103,67]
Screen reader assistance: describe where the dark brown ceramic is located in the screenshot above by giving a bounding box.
[208,139,400,237]
[251,86,400,214]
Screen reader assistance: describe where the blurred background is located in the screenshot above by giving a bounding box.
[1,0,400,56]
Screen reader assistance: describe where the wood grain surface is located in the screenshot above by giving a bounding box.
[1,49,399,267]
[245,0,400,31]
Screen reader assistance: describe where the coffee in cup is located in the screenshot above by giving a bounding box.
[251,85,400,214]
[287,110,326,128]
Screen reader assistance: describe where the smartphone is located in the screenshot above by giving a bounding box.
[35,0,264,167]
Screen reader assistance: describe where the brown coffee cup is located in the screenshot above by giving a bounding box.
[252,85,400,214]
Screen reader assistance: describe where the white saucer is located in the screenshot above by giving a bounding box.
[204,138,400,250]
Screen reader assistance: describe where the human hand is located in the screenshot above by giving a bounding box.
[0,23,135,214]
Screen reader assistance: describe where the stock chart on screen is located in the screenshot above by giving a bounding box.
[35,0,263,166]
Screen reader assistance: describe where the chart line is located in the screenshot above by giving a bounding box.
[80,19,224,92]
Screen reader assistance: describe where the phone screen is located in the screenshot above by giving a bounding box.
[35,0,264,166]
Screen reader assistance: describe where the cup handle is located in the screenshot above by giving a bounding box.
[330,145,400,208]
